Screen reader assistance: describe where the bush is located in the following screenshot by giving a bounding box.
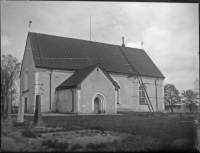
[13,121,26,126]
[150,130,171,142]
[42,139,69,151]
[46,124,57,128]
[89,125,105,131]
[71,143,83,150]
[172,138,191,150]
[86,142,107,149]
[111,139,119,145]
[42,139,59,148]
[13,120,33,127]
[56,141,69,151]
[21,127,37,138]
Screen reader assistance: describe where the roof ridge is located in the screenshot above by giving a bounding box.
[28,32,142,50]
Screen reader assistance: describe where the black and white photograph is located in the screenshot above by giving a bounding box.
[1,1,199,152]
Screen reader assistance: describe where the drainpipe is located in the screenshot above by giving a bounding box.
[49,69,52,110]
[70,89,74,113]
[155,78,158,111]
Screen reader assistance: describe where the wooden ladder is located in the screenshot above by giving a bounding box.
[135,73,154,113]
[118,46,154,113]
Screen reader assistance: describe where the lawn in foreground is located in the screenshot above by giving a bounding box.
[23,112,197,151]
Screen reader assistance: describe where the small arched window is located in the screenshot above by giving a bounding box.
[139,84,147,105]
[24,69,28,90]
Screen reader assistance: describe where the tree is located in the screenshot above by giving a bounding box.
[1,54,21,119]
[182,89,197,113]
[164,83,181,113]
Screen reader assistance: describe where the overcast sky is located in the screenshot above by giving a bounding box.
[1,1,199,92]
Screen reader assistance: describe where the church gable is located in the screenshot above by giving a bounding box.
[56,64,119,91]
[54,64,118,114]
[79,65,118,114]
[81,64,117,91]
[20,36,36,113]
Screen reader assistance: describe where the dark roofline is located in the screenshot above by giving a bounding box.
[55,64,98,90]
[35,66,77,71]
[36,65,131,75]
[36,65,132,76]
[118,46,165,79]
[28,32,165,78]
[56,86,77,91]
[56,63,120,91]
[35,66,165,79]
[28,32,146,51]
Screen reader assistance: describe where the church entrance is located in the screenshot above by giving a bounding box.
[94,97,100,113]
[93,94,106,114]
[24,98,27,113]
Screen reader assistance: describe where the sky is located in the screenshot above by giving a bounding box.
[1,1,199,93]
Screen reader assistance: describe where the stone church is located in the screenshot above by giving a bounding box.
[20,32,165,114]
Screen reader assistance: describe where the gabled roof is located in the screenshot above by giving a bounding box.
[56,63,120,90]
[27,32,165,78]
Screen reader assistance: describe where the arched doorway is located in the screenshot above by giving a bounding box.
[24,97,28,113]
[92,94,106,114]
[94,97,100,113]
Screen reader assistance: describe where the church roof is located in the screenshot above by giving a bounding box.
[27,32,165,78]
[55,63,120,90]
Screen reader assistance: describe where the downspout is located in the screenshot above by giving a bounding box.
[70,89,74,113]
[49,69,52,110]
[155,78,158,111]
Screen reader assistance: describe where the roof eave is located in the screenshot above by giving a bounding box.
[56,85,77,91]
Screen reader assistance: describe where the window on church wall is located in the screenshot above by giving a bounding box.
[139,84,148,105]
[24,69,28,91]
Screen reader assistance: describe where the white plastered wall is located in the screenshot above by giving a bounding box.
[80,67,116,114]
[110,73,165,112]
[20,37,36,113]
[37,69,74,112]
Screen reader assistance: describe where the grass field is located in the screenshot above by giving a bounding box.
[20,112,197,151]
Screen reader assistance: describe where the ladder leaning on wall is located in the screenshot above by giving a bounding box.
[118,46,154,113]
[134,72,154,113]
